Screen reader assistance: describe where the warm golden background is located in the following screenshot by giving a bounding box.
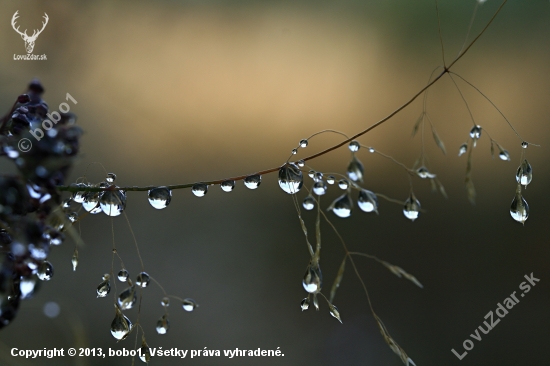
[0,0,549,365]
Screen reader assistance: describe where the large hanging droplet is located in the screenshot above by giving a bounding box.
[302,196,315,211]
[244,174,261,189]
[148,187,172,209]
[328,193,353,218]
[118,269,129,282]
[300,297,310,311]
[100,189,127,217]
[156,314,170,335]
[469,125,482,147]
[182,298,198,312]
[118,286,137,310]
[191,183,208,197]
[97,275,111,298]
[302,261,323,293]
[71,183,89,203]
[403,194,421,221]
[82,191,103,214]
[278,163,303,194]
[510,188,529,224]
[312,181,327,196]
[220,180,235,192]
[346,155,364,183]
[111,305,132,340]
[357,189,379,214]
[516,159,532,188]
[299,139,308,148]
[37,261,54,281]
[139,339,151,363]
[136,272,150,288]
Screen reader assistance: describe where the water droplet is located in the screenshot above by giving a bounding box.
[470,125,482,147]
[100,189,127,216]
[299,139,308,148]
[329,193,353,218]
[118,286,137,310]
[136,272,150,288]
[338,179,349,190]
[66,212,78,223]
[62,198,72,208]
[516,159,532,188]
[314,172,323,182]
[20,277,39,299]
[291,148,298,155]
[191,183,208,197]
[510,188,529,224]
[296,159,305,167]
[139,339,151,363]
[302,196,315,210]
[368,147,375,153]
[416,166,435,179]
[97,276,111,298]
[148,187,171,209]
[111,305,132,340]
[161,297,170,307]
[106,173,117,183]
[220,180,235,192]
[156,314,170,334]
[71,183,89,203]
[118,269,129,282]
[403,194,421,221]
[499,149,510,161]
[326,176,335,185]
[458,143,468,156]
[82,191,103,214]
[308,170,315,179]
[278,163,303,194]
[313,181,327,195]
[71,248,78,271]
[329,304,342,323]
[346,155,364,182]
[358,189,378,213]
[348,140,360,152]
[37,261,54,281]
[302,261,322,293]
[244,174,261,189]
[300,297,310,311]
[521,141,528,149]
[182,298,198,312]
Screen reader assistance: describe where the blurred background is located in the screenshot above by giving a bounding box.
[0,0,549,365]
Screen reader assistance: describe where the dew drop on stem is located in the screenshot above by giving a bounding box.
[300,297,310,311]
[191,183,208,197]
[469,125,482,147]
[403,194,421,221]
[106,173,116,183]
[182,298,198,312]
[516,159,532,188]
[313,181,327,196]
[148,186,172,209]
[303,261,323,293]
[326,176,335,185]
[358,189,378,213]
[220,180,235,192]
[156,314,170,335]
[161,297,170,307]
[338,179,349,190]
[100,189,126,217]
[117,286,137,310]
[278,163,303,194]
[346,155,364,183]
[299,139,308,148]
[111,305,132,341]
[37,261,53,281]
[244,174,261,189]
[117,269,129,282]
[136,272,150,288]
[302,195,315,211]
[71,183,89,203]
[348,140,360,152]
[97,275,111,298]
[510,186,529,224]
[458,143,468,157]
[139,339,151,363]
[328,193,353,218]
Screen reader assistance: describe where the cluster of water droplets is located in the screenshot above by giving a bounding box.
[72,173,127,217]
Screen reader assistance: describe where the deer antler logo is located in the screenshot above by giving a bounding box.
[11,11,49,54]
